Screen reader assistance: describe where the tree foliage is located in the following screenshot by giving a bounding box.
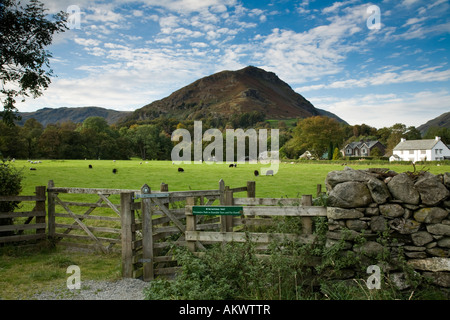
[0,0,67,125]
[290,116,345,159]
[0,160,23,236]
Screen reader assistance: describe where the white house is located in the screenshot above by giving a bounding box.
[390,136,450,162]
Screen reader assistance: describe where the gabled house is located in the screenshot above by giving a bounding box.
[341,140,386,158]
[390,136,450,162]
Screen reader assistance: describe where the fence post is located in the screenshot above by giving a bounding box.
[47,180,56,240]
[224,187,234,232]
[160,183,168,192]
[141,184,154,281]
[246,181,256,198]
[219,179,225,205]
[316,184,322,198]
[35,186,46,236]
[121,192,135,278]
[301,195,313,235]
[185,197,196,252]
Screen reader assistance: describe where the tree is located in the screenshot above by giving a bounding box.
[384,123,422,153]
[0,0,67,125]
[370,146,382,158]
[332,147,341,160]
[424,127,450,144]
[20,118,43,158]
[289,116,345,159]
[38,124,60,158]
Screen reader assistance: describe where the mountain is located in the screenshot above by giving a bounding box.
[17,106,131,127]
[122,66,347,124]
[417,112,450,134]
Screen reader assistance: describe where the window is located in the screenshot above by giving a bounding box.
[435,149,438,155]
[409,150,414,154]
[421,150,426,154]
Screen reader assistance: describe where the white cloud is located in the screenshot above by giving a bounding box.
[310,90,450,128]
[134,0,238,14]
[401,0,421,7]
[74,38,102,47]
[322,0,358,14]
[85,5,124,23]
[253,3,368,84]
[297,66,450,91]
[403,16,427,27]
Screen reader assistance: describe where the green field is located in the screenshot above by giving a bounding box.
[15,159,450,198]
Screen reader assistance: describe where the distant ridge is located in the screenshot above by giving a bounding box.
[17,106,131,126]
[417,112,450,134]
[121,66,347,124]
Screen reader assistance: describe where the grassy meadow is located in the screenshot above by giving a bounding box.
[15,158,450,198]
[1,159,450,299]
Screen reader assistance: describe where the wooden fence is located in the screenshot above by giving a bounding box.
[1,180,328,283]
[122,180,256,280]
[44,179,254,280]
[184,194,327,255]
[0,186,46,244]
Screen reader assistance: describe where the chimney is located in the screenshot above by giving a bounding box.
[400,138,406,142]
[435,136,440,141]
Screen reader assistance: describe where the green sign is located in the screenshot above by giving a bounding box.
[192,206,243,216]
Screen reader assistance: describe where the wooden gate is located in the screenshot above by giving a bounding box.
[47,180,139,253]
[126,180,256,281]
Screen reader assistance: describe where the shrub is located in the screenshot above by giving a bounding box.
[0,161,23,237]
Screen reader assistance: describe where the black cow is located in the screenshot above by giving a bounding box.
[178,168,184,172]
[112,168,118,174]
[89,164,93,169]
[254,170,259,177]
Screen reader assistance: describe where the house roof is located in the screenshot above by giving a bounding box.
[344,140,382,150]
[394,139,439,150]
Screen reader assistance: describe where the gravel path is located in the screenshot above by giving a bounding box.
[32,278,149,300]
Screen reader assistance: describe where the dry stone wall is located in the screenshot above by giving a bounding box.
[325,167,450,289]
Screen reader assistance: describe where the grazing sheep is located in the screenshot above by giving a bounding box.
[89,164,93,169]
[178,167,184,172]
[112,168,118,174]
[266,170,274,176]
[30,168,37,171]
[254,170,259,177]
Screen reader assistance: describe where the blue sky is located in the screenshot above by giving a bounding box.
[17,0,450,128]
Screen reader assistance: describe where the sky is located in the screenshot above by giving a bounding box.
[14,0,450,128]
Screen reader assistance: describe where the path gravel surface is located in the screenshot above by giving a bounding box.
[32,278,149,300]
